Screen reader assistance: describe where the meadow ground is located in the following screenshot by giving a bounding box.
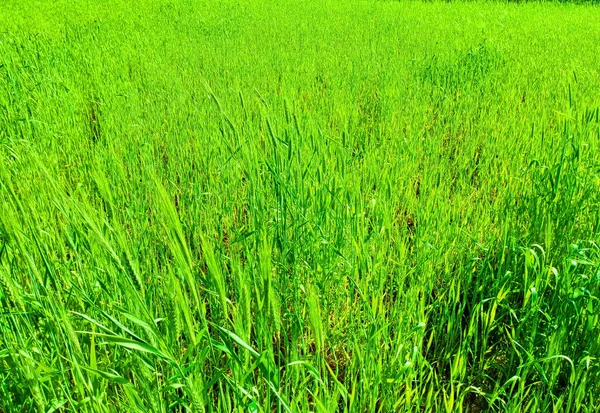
[1,0,600,411]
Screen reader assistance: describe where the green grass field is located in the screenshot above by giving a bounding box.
[1,0,600,411]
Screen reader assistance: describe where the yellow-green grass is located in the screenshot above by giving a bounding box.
[1,0,600,411]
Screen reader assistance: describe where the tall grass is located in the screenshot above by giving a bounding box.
[1,0,600,411]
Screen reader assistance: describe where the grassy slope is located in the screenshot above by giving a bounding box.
[1,0,600,411]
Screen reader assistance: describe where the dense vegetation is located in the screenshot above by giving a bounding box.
[1,0,600,411]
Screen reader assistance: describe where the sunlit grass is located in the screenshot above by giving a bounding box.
[1,0,600,411]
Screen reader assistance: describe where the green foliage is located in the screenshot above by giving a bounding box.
[1,0,600,411]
